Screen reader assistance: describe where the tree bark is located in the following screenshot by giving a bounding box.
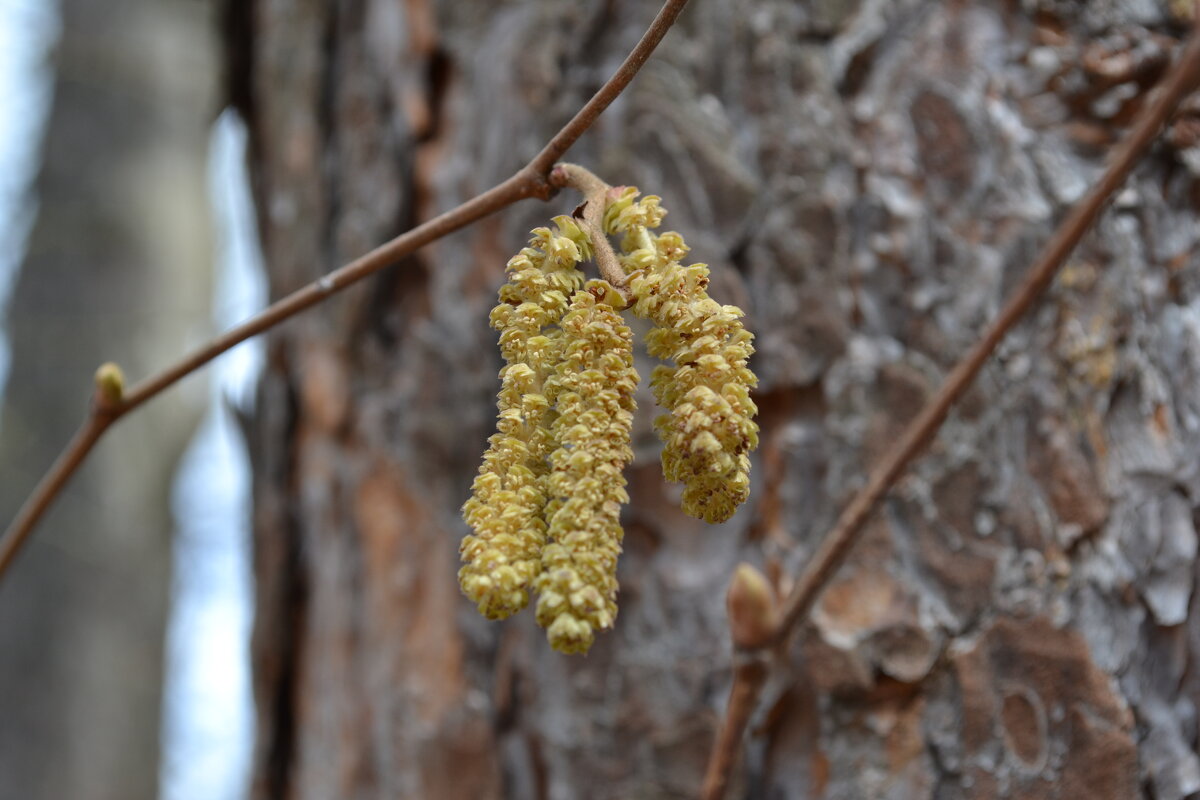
[239,1,1200,797]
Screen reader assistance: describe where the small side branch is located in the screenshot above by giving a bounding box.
[699,10,1200,798]
[701,563,777,799]
[0,366,123,576]
[550,163,631,303]
[0,0,692,585]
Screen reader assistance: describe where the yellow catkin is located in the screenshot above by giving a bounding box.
[461,184,759,653]
[605,188,759,523]
[534,283,638,653]
[459,217,591,619]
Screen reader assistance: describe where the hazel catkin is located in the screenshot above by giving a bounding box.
[459,217,591,619]
[606,188,759,523]
[535,282,638,653]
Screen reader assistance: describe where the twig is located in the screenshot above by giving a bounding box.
[699,11,1200,799]
[0,410,113,578]
[0,362,127,577]
[527,0,687,176]
[701,655,767,800]
[550,163,631,302]
[701,564,777,800]
[0,0,692,584]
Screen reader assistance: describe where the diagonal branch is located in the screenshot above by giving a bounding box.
[0,0,693,584]
[699,9,1200,798]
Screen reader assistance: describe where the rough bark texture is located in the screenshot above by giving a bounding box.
[0,1,216,797]
[240,1,1200,797]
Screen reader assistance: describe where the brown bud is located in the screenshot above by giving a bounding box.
[726,563,778,649]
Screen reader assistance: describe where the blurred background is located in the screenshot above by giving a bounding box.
[5,1,1200,799]
[0,1,256,798]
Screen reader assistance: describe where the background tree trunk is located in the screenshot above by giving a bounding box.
[238,1,1200,797]
[0,2,216,797]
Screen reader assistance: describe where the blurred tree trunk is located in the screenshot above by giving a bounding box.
[0,1,215,798]
[240,1,1200,797]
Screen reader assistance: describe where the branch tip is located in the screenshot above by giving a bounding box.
[726,563,778,650]
[93,362,125,409]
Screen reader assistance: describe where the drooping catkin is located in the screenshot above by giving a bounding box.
[459,217,591,619]
[605,188,759,523]
[535,282,638,654]
[459,178,759,653]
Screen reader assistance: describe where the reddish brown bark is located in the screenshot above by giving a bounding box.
[241,1,1200,797]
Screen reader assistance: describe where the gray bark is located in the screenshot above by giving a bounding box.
[240,1,1200,797]
[0,1,216,797]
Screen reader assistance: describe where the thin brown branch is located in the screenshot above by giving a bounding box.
[0,415,112,576]
[550,163,631,302]
[700,655,767,800]
[700,563,777,799]
[529,0,690,176]
[699,13,1200,799]
[0,391,116,578]
[0,0,692,584]
[121,176,535,415]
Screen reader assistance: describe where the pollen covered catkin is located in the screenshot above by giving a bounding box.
[459,217,591,619]
[535,282,638,653]
[460,178,758,653]
[605,188,759,523]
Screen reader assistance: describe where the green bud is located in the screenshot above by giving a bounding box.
[94,362,125,407]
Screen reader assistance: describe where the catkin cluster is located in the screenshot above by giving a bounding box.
[460,185,758,654]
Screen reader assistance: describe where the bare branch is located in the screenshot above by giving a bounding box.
[698,13,1200,798]
[0,389,116,578]
[700,655,767,800]
[700,564,777,799]
[0,0,693,584]
[529,0,691,177]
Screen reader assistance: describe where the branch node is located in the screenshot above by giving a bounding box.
[520,166,560,202]
[548,164,571,191]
